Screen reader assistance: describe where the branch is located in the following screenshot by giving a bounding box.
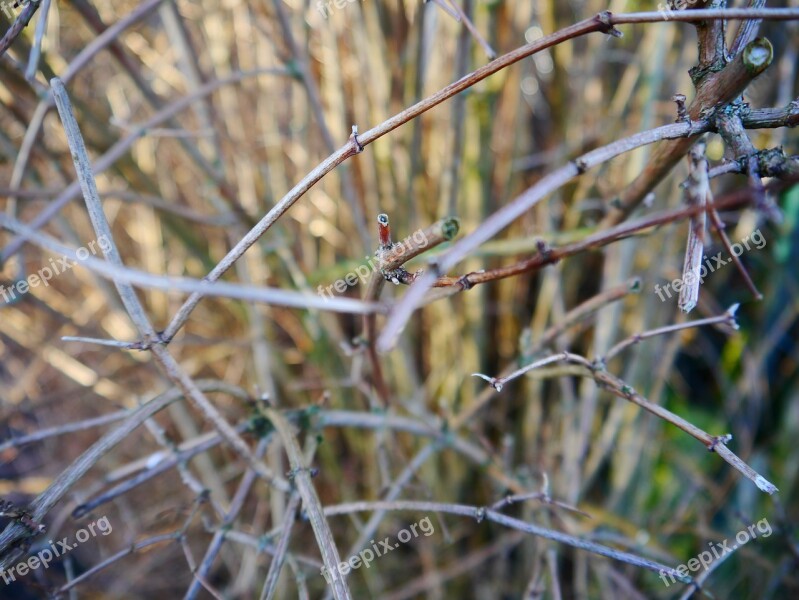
[0,0,40,57]
[7,79,291,548]
[729,0,767,57]
[678,139,710,313]
[376,96,798,352]
[602,37,774,227]
[263,408,353,600]
[715,103,779,220]
[376,118,715,351]
[472,341,779,495]
[0,214,383,315]
[0,381,250,569]
[361,214,460,404]
[152,13,616,346]
[321,500,683,581]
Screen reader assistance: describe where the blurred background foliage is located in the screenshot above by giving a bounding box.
[0,0,798,598]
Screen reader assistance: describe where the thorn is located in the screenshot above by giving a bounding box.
[672,93,689,124]
[457,274,474,290]
[351,125,363,153]
[596,11,623,38]
[535,238,551,256]
[754,475,778,494]
[708,434,732,452]
[726,303,740,330]
[471,372,503,392]
[426,257,443,278]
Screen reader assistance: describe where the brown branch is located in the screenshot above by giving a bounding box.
[685,0,726,71]
[602,37,774,227]
[375,117,715,350]
[380,217,461,272]
[706,202,762,300]
[423,184,767,293]
[376,95,797,351]
[151,14,615,346]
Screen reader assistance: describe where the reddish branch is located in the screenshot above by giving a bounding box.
[361,215,460,404]
[375,97,798,352]
[423,186,763,293]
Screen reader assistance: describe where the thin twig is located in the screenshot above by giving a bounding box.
[259,493,302,600]
[441,0,496,59]
[0,381,250,569]
[263,408,352,600]
[602,36,774,227]
[376,118,716,351]
[601,304,740,363]
[321,500,683,581]
[472,352,593,392]
[704,196,763,301]
[24,0,49,80]
[184,439,270,600]
[0,214,383,315]
[0,0,40,56]
[472,346,778,494]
